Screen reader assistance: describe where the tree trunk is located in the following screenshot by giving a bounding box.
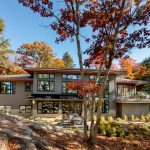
[89,68,111,144]
[74,0,88,140]
[89,94,95,140]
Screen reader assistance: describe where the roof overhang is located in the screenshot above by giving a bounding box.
[0,75,33,81]
[116,78,150,86]
[116,99,150,104]
[23,68,126,76]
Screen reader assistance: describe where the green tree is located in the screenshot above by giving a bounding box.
[0,18,23,75]
[0,18,14,68]
[141,56,150,81]
[62,51,75,68]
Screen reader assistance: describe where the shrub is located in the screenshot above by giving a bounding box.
[107,116,114,123]
[122,140,130,144]
[128,132,134,139]
[105,125,116,137]
[132,141,140,146]
[142,130,150,136]
[116,117,122,122]
[123,115,128,121]
[145,113,150,122]
[98,124,106,135]
[131,115,135,122]
[141,115,146,122]
[111,137,117,141]
[117,128,126,138]
[135,117,139,122]
[100,116,106,124]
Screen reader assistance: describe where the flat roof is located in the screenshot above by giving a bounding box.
[116,78,150,86]
[0,74,33,81]
[116,99,150,104]
[23,68,126,75]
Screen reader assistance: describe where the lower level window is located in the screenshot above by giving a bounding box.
[19,105,32,113]
[62,102,82,115]
[0,106,11,113]
[95,100,109,113]
[37,101,59,114]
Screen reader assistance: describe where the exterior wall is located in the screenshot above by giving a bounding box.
[33,72,62,94]
[108,75,117,117]
[0,81,32,116]
[33,72,91,94]
[121,103,150,117]
[0,72,118,117]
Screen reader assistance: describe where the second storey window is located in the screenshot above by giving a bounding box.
[62,82,77,94]
[37,73,55,92]
[62,74,80,80]
[25,82,31,91]
[0,82,15,94]
[38,81,54,91]
[38,73,54,79]
[89,75,109,98]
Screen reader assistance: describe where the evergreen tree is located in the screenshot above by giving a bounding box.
[62,51,75,68]
[0,18,14,67]
[141,56,150,81]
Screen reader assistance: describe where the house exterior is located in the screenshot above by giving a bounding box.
[0,68,149,118]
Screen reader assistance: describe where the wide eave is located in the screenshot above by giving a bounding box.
[0,74,33,81]
[24,68,126,76]
[116,78,150,86]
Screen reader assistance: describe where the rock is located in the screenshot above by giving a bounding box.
[53,126,64,132]
[0,133,8,150]
[0,114,50,150]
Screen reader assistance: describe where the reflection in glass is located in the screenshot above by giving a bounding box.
[0,82,15,94]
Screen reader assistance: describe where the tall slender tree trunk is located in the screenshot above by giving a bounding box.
[75,0,88,140]
[89,94,96,141]
[89,67,111,144]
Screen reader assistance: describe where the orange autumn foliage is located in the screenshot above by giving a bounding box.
[120,57,147,79]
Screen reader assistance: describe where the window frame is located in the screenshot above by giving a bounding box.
[37,73,55,92]
[37,101,59,114]
[19,105,32,113]
[0,82,15,94]
[37,73,55,79]
[0,105,12,114]
[37,80,55,92]
[25,82,31,92]
[89,75,109,98]
[62,74,80,80]
[62,81,77,94]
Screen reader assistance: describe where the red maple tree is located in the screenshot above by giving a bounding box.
[18,0,150,143]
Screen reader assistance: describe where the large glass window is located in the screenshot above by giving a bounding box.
[95,100,109,114]
[89,75,109,98]
[25,82,31,91]
[62,102,82,115]
[0,106,11,114]
[38,73,54,79]
[89,75,104,81]
[38,81,54,91]
[62,82,77,94]
[37,101,59,114]
[0,82,15,94]
[62,74,80,80]
[117,85,136,99]
[19,105,32,113]
[37,73,55,92]
[62,74,80,94]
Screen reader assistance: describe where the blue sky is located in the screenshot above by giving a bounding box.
[0,0,150,67]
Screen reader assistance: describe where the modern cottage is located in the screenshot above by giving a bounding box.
[0,68,149,118]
